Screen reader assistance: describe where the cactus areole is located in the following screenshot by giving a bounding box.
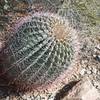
[0,12,80,92]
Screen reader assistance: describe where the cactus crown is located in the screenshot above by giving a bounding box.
[1,12,78,88]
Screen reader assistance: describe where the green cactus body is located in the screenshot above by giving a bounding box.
[0,12,80,92]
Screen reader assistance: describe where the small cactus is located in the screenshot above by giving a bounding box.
[0,12,80,91]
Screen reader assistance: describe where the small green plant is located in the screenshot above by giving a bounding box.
[0,12,80,91]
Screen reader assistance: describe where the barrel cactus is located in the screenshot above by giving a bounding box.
[0,12,80,92]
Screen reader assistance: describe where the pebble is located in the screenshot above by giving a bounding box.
[80,68,86,76]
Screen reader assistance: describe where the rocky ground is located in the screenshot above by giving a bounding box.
[0,0,100,100]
